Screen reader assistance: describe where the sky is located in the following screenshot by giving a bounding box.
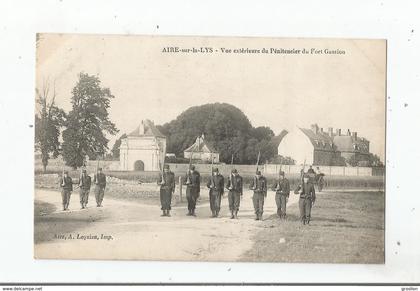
[36,34,386,160]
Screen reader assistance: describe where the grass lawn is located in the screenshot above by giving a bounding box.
[241,191,384,264]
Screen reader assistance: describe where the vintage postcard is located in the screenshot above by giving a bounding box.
[34,34,386,262]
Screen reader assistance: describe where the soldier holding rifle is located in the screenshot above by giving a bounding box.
[79,169,91,209]
[226,168,243,219]
[249,152,267,221]
[158,164,175,217]
[184,165,200,216]
[271,170,290,219]
[184,139,201,216]
[294,173,316,225]
[60,170,73,211]
[93,167,107,207]
[206,167,224,218]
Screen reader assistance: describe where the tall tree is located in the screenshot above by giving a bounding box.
[35,80,65,172]
[62,73,118,168]
[159,103,279,164]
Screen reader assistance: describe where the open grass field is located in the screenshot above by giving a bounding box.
[241,191,385,263]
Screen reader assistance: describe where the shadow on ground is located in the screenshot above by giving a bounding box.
[34,205,108,244]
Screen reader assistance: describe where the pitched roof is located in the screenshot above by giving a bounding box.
[184,135,217,153]
[128,119,165,137]
[299,128,334,150]
[299,124,370,153]
[334,135,369,153]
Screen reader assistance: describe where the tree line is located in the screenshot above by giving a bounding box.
[35,75,293,173]
[156,103,289,165]
[35,73,118,172]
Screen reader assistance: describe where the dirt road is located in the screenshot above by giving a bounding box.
[34,186,299,261]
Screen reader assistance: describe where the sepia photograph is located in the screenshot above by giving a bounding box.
[34,34,386,263]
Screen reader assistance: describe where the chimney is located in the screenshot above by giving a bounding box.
[139,120,145,135]
[328,127,333,137]
[336,128,341,136]
[352,132,358,140]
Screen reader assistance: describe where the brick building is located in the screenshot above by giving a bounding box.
[278,124,371,166]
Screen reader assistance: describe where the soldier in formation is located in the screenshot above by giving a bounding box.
[307,165,316,174]
[206,167,224,218]
[93,168,107,207]
[249,170,267,221]
[79,169,92,209]
[294,173,316,225]
[184,165,200,216]
[226,168,243,219]
[271,171,290,219]
[315,166,325,192]
[60,171,73,211]
[59,163,319,224]
[158,164,176,217]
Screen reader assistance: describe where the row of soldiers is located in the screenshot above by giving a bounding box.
[157,165,317,224]
[60,168,107,211]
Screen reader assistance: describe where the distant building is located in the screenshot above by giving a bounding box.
[278,124,370,166]
[184,134,219,163]
[119,120,166,171]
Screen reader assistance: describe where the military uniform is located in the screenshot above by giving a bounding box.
[184,169,200,216]
[206,171,224,217]
[60,174,73,211]
[93,171,107,207]
[158,169,176,216]
[79,173,91,209]
[249,172,267,220]
[226,171,243,219]
[272,175,290,219]
[295,181,316,225]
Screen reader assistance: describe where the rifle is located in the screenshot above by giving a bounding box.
[253,151,261,190]
[79,162,84,187]
[276,164,282,191]
[157,139,166,185]
[300,158,306,183]
[94,156,98,185]
[229,154,234,190]
[61,164,65,187]
[210,152,215,188]
[186,136,198,185]
[256,151,261,172]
